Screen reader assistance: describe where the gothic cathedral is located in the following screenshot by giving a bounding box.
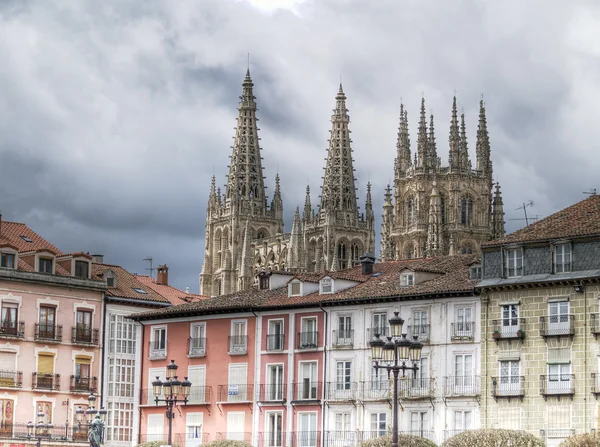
[199,70,375,296]
[380,97,505,261]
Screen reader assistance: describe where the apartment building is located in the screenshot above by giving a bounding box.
[477,195,600,447]
[133,254,481,446]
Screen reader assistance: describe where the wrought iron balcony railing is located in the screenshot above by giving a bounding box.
[256,383,286,402]
[591,314,600,335]
[32,372,60,390]
[148,340,167,359]
[229,335,248,354]
[451,321,475,340]
[298,331,318,349]
[540,315,574,337]
[0,370,22,388]
[70,375,97,393]
[187,385,212,404]
[0,321,24,339]
[332,330,354,348]
[71,326,99,345]
[325,381,357,401]
[324,431,356,447]
[592,373,600,395]
[359,380,390,400]
[216,432,253,443]
[266,334,285,351]
[443,376,481,396]
[292,381,322,401]
[399,377,434,399]
[256,431,286,447]
[540,374,575,396]
[491,376,525,398]
[492,319,525,340]
[217,384,253,402]
[188,337,206,357]
[407,324,430,342]
[34,323,63,343]
[291,431,321,447]
[366,327,389,345]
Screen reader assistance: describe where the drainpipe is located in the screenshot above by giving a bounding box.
[138,320,146,445]
[319,303,328,447]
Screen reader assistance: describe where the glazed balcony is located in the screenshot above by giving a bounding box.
[540,374,575,397]
[292,381,322,402]
[188,337,206,357]
[34,323,63,343]
[228,335,248,355]
[70,375,97,393]
[297,331,318,350]
[331,330,354,348]
[325,381,357,401]
[360,380,390,401]
[188,386,212,405]
[291,431,321,447]
[591,313,600,335]
[32,372,60,391]
[256,383,286,402]
[399,377,434,399]
[443,376,481,397]
[266,334,285,351]
[540,315,574,338]
[492,319,525,341]
[0,370,23,388]
[0,321,24,339]
[406,324,430,343]
[217,384,253,403]
[71,326,99,345]
[450,321,475,340]
[592,373,600,396]
[491,376,525,399]
[324,431,356,447]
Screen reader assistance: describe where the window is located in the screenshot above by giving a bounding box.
[499,360,520,394]
[109,314,136,355]
[150,327,166,358]
[298,413,317,447]
[266,412,283,447]
[336,361,351,391]
[107,358,134,398]
[370,413,387,437]
[230,321,247,353]
[1,303,18,334]
[454,354,473,388]
[132,288,148,294]
[321,278,333,294]
[186,413,204,447]
[372,312,388,337]
[469,266,482,280]
[337,242,347,269]
[454,410,472,431]
[39,257,53,273]
[226,412,245,441]
[337,316,352,344]
[351,243,360,266]
[267,320,284,351]
[554,244,571,273]
[19,235,32,243]
[505,248,523,277]
[407,199,415,225]
[455,307,473,337]
[259,275,270,290]
[501,304,519,337]
[0,399,14,434]
[299,362,318,399]
[267,365,284,401]
[460,197,473,225]
[146,414,164,442]
[187,366,206,404]
[290,282,301,296]
[107,277,115,287]
[547,363,571,391]
[0,253,15,269]
[190,323,206,356]
[335,412,351,431]
[548,301,569,333]
[410,412,428,437]
[74,356,91,391]
[412,357,428,390]
[400,273,414,286]
[228,364,248,402]
[76,309,93,342]
[413,310,428,336]
[300,318,317,348]
[371,366,388,391]
[74,260,89,278]
[36,354,55,389]
[36,401,53,424]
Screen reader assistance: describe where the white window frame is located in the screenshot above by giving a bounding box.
[554,243,572,273]
[505,248,523,277]
[400,273,414,287]
[265,411,284,447]
[335,360,352,391]
[267,319,284,351]
[266,363,284,401]
[320,278,333,294]
[289,281,302,297]
[186,412,204,447]
[370,412,387,436]
[454,410,472,431]
[334,412,351,431]
[499,360,521,394]
[299,317,317,349]
[189,323,206,357]
[149,326,167,359]
[230,320,247,354]
[298,361,318,400]
[297,412,318,447]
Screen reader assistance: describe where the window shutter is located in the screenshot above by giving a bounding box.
[188,366,206,387]
[75,356,91,365]
[37,354,54,374]
[0,353,16,371]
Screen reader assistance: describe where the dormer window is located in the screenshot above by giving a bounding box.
[321,278,333,294]
[107,277,114,287]
[505,248,523,278]
[289,281,301,297]
[554,244,571,273]
[400,273,414,287]
[259,275,270,290]
[39,257,53,274]
[469,266,482,280]
[104,270,117,288]
[1,252,15,269]
[74,260,90,279]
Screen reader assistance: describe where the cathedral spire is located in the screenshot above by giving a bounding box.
[448,96,461,171]
[395,103,412,178]
[303,185,312,224]
[426,180,444,257]
[476,99,492,176]
[225,69,267,213]
[417,97,428,168]
[270,173,284,229]
[380,184,395,261]
[428,113,438,170]
[460,112,471,170]
[492,182,505,239]
[207,175,218,212]
[287,207,302,271]
[239,220,252,288]
[320,84,358,218]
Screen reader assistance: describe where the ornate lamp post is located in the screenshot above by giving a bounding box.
[371,311,423,447]
[75,393,107,447]
[152,360,192,447]
[27,410,54,447]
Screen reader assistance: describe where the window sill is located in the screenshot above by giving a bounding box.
[188,352,207,358]
[228,350,248,356]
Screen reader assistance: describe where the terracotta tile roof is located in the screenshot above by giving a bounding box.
[131,254,479,320]
[58,252,92,259]
[92,264,170,304]
[134,275,208,306]
[0,222,62,255]
[483,195,600,247]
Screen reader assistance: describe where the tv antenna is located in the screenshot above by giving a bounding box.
[583,188,597,196]
[509,201,536,226]
[143,257,155,279]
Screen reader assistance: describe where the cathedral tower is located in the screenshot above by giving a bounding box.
[381,96,503,261]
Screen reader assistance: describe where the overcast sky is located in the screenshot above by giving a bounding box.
[1,0,599,292]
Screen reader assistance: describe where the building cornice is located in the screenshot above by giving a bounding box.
[0,268,107,292]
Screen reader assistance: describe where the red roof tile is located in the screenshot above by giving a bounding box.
[134,275,208,306]
[92,264,171,304]
[0,222,62,255]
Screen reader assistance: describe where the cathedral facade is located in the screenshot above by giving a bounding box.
[199,71,375,297]
[380,97,505,261]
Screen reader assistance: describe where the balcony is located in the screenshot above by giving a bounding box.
[450,321,475,341]
[175,433,210,446]
[541,429,575,447]
[324,431,356,447]
[360,380,390,401]
[325,381,357,401]
[0,321,24,339]
[217,384,253,403]
[0,370,22,388]
[291,431,321,447]
[34,324,63,343]
[257,431,286,447]
[32,372,60,391]
[292,380,322,402]
[407,324,430,343]
[492,319,525,341]
[228,335,248,355]
[298,331,318,350]
[366,327,389,345]
[140,389,165,406]
[71,326,99,345]
[188,337,206,357]
[257,383,286,402]
[266,334,285,351]
[148,340,167,360]
[188,386,213,404]
[70,375,97,393]
[0,423,77,441]
[358,432,388,443]
[540,315,574,338]
[540,374,575,398]
[216,432,252,443]
[443,376,481,397]
[399,377,434,400]
[491,376,525,400]
[331,330,354,348]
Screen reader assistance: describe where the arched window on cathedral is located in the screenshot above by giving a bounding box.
[461,196,473,226]
[214,230,222,270]
[407,198,415,226]
[440,195,446,225]
[338,242,347,269]
[257,229,267,240]
[351,243,360,266]
[405,243,415,260]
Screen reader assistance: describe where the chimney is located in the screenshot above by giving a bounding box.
[360,253,375,275]
[185,287,190,294]
[92,254,104,264]
[157,265,169,285]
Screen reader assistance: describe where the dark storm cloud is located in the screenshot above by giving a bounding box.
[1,0,600,290]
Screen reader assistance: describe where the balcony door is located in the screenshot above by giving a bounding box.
[298,413,317,447]
[75,357,91,391]
[338,316,352,345]
[0,399,13,436]
[547,363,571,392]
[499,360,520,394]
[76,310,92,341]
[39,306,56,338]
[37,353,55,389]
[454,354,473,391]
[266,412,283,447]
[1,303,18,335]
[372,312,388,337]
[268,320,283,350]
[411,357,428,394]
[267,365,284,401]
[455,307,472,337]
[501,305,519,337]
[299,362,317,400]
[228,364,248,402]
[548,302,569,333]
[300,318,317,348]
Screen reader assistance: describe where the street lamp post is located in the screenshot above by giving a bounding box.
[75,393,107,446]
[152,360,192,447]
[27,410,54,447]
[370,311,423,447]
